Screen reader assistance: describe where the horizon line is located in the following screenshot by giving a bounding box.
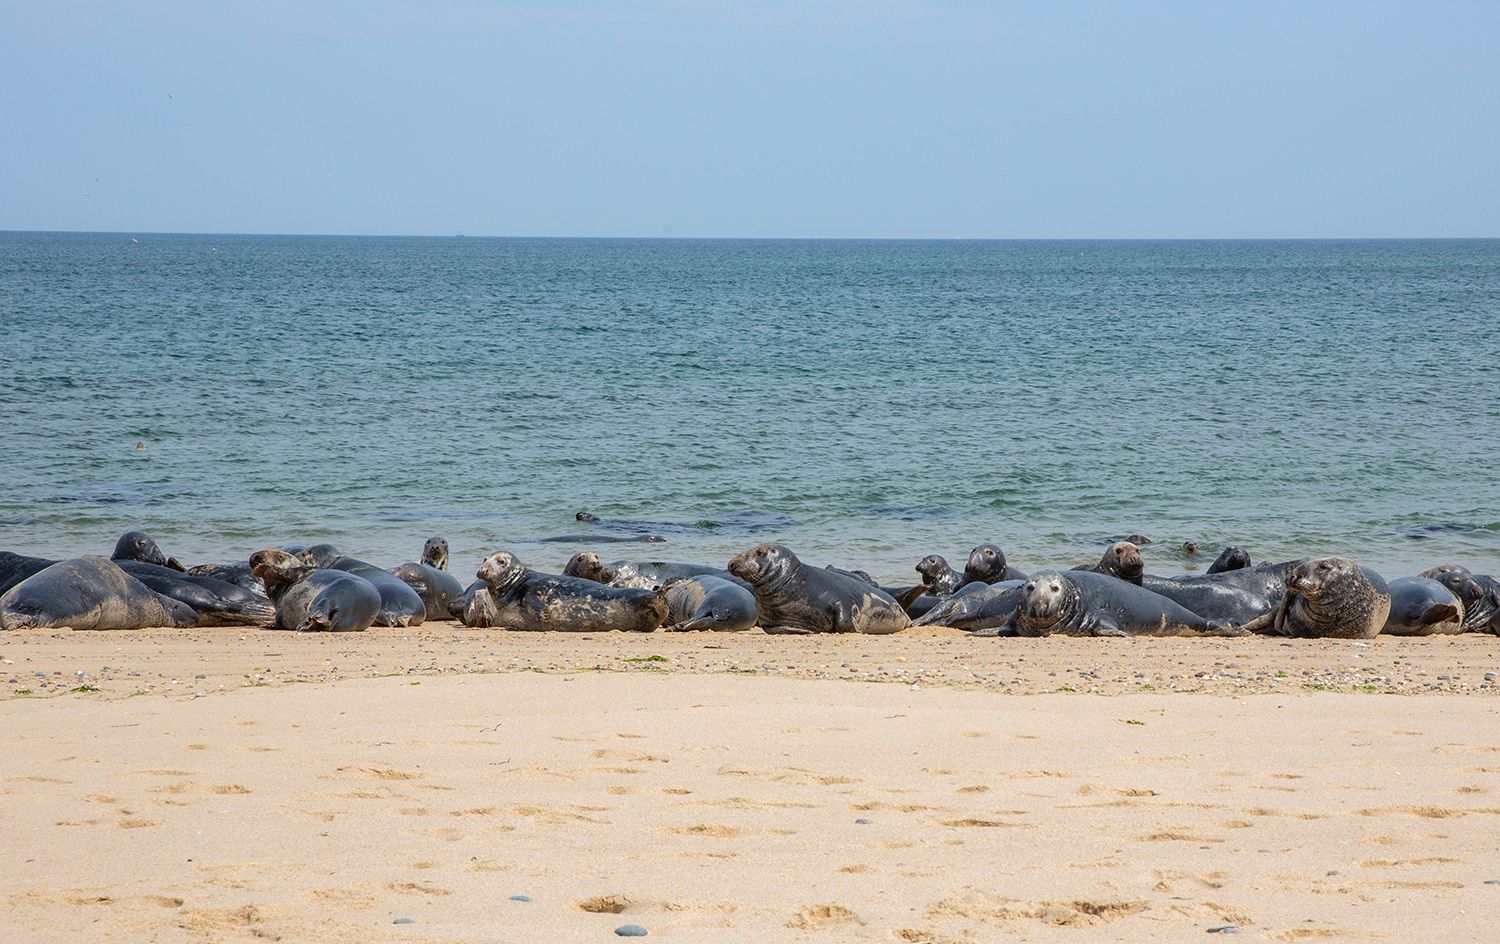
[3,228,1498,242]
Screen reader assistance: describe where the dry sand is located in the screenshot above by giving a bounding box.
[4,626,1500,942]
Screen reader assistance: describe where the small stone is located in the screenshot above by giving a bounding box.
[1485,673,1496,682]
[1484,879,1500,885]
[508,895,531,902]
[1207,925,1241,934]
[615,925,648,937]
[393,917,415,924]
[855,818,873,825]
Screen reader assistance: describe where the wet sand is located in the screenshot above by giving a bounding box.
[4,627,1500,942]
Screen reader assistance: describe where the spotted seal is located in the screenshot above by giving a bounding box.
[476,551,668,632]
[1003,570,1243,637]
[727,544,909,635]
[1247,558,1390,638]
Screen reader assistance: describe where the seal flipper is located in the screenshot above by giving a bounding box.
[1087,613,1128,637]
[762,624,813,635]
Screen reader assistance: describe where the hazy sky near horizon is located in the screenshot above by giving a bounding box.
[2,1,1497,238]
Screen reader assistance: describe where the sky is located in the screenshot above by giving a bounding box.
[1,0,1497,238]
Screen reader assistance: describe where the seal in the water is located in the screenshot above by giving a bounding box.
[605,560,752,592]
[539,533,666,544]
[1381,576,1465,636]
[1183,541,1200,555]
[0,556,197,630]
[1206,545,1252,574]
[1003,570,1242,637]
[575,511,602,524]
[475,552,668,632]
[250,549,381,632]
[663,575,758,632]
[960,544,1026,585]
[911,579,1024,632]
[727,544,910,635]
[299,545,426,627]
[563,552,608,582]
[1422,568,1500,634]
[115,560,275,626]
[421,537,449,571]
[392,561,465,622]
[111,531,185,572]
[1248,558,1390,639]
[449,579,502,627]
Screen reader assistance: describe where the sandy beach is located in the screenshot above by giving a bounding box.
[4,627,1500,943]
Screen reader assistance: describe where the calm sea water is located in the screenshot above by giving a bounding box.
[2,233,1498,585]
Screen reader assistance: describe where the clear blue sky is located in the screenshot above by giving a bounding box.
[2,1,1496,238]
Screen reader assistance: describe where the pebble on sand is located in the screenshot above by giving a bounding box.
[854,818,873,824]
[1207,925,1241,934]
[615,925,648,937]
[508,895,532,902]
[393,917,415,924]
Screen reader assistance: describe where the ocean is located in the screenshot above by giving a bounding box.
[2,232,1497,585]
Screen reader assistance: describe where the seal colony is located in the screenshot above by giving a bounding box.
[3,529,1499,641]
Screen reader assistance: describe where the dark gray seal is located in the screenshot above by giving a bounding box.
[450,579,502,628]
[892,554,966,618]
[299,545,426,627]
[1247,558,1390,639]
[185,561,264,593]
[960,544,1026,585]
[1422,568,1500,634]
[1004,570,1243,637]
[563,552,608,582]
[1074,541,1145,579]
[0,556,197,630]
[0,552,53,595]
[1206,545,1252,575]
[476,552,668,632]
[1381,576,1465,636]
[663,575,758,632]
[605,560,752,592]
[1136,559,1308,625]
[392,561,465,622]
[115,560,275,626]
[727,544,909,635]
[421,537,449,571]
[250,549,381,632]
[110,531,185,572]
[825,565,880,587]
[911,579,1024,632]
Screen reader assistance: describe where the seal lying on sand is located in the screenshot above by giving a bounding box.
[250,549,381,632]
[1003,570,1243,638]
[1245,558,1390,639]
[0,556,197,630]
[1381,576,1465,636]
[392,561,465,622]
[1135,558,1307,625]
[0,552,54,595]
[115,560,275,626]
[1421,567,1500,634]
[605,560,752,592]
[563,552,608,582]
[450,579,502,627]
[911,580,1024,632]
[300,545,426,627]
[475,552,668,632]
[727,544,909,635]
[663,575,758,632]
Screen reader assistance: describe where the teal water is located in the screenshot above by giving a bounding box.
[2,233,1498,584]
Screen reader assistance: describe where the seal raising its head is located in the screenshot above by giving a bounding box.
[1077,541,1144,583]
[421,537,449,571]
[111,531,171,568]
[563,551,607,583]
[915,554,963,596]
[1274,558,1390,638]
[963,544,1021,584]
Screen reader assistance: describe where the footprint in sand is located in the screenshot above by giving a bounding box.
[788,904,861,928]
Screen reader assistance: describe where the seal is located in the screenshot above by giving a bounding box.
[115,560,276,626]
[825,565,880,586]
[663,575,758,632]
[185,561,264,593]
[421,537,449,571]
[449,579,502,627]
[890,554,966,618]
[1206,545,1252,575]
[1422,568,1500,634]
[299,545,426,627]
[563,552,608,583]
[1249,558,1390,639]
[475,552,668,632]
[726,544,910,635]
[1074,541,1145,581]
[392,561,465,622]
[960,544,1027,585]
[0,556,197,630]
[250,549,381,632]
[0,551,54,595]
[1381,576,1465,636]
[110,531,185,572]
[605,561,752,592]
[1136,560,1308,625]
[1002,570,1243,637]
[911,579,1024,632]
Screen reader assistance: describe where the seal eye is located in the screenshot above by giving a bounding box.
[984,550,994,557]
[1050,583,1060,593]
[1025,582,1034,591]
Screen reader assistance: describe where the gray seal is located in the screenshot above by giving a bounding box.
[185,561,264,593]
[1004,570,1243,637]
[392,561,465,622]
[727,544,910,635]
[1206,545,1252,575]
[605,560,752,592]
[299,545,426,627]
[114,560,275,626]
[1,556,197,630]
[1136,559,1309,625]
[1074,541,1144,579]
[250,549,381,632]
[1250,558,1390,639]
[110,531,186,572]
[663,575,758,632]
[1421,568,1500,634]
[450,579,502,627]
[1381,576,1465,636]
[961,544,1027,585]
[0,551,54,595]
[421,537,449,571]
[911,579,1024,632]
[476,551,668,632]
[563,552,608,582]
